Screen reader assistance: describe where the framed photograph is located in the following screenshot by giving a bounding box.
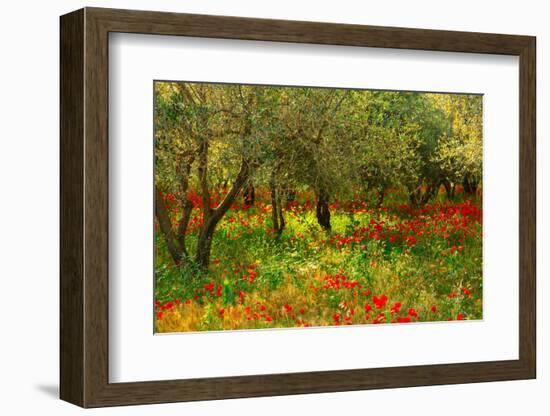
[60,7,536,408]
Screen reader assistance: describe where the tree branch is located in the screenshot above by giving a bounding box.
[197,137,212,219]
[212,159,251,222]
[175,157,195,254]
[154,185,184,263]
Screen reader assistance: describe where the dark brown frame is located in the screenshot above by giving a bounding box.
[60,7,536,408]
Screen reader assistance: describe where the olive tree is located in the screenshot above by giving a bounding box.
[431,94,483,198]
[154,82,274,269]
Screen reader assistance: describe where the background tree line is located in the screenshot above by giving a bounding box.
[154,82,482,269]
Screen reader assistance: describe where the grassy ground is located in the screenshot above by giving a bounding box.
[154,190,482,333]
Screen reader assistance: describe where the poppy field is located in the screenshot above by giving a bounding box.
[154,82,482,333]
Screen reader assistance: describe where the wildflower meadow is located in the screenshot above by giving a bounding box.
[154,82,482,333]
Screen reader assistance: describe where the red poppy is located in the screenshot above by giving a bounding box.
[299,308,305,314]
[283,304,292,313]
[364,303,373,313]
[397,316,412,323]
[461,287,471,297]
[408,308,418,318]
[203,283,215,292]
[373,295,389,309]
[456,313,466,320]
[265,315,273,322]
[219,308,225,317]
[390,302,402,314]
[248,270,258,283]
[156,311,164,320]
[430,305,437,313]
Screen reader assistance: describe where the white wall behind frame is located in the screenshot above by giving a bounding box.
[0,1,546,416]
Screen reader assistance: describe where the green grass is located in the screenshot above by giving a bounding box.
[154,192,482,332]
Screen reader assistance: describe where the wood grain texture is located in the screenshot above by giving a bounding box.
[518,38,536,376]
[89,7,532,54]
[59,7,537,408]
[59,8,84,407]
[83,9,110,406]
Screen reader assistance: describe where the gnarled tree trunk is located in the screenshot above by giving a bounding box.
[243,184,255,207]
[376,187,386,208]
[316,189,331,231]
[408,181,439,207]
[155,186,185,264]
[463,176,478,196]
[195,159,251,269]
[442,179,456,200]
[269,175,285,236]
[154,157,195,264]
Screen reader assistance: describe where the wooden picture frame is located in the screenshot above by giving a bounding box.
[60,7,536,408]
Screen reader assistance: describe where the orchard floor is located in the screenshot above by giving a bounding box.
[154,191,482,333]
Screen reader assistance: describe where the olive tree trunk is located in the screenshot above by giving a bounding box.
[316,189,331,231]
[195,160,251,269]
